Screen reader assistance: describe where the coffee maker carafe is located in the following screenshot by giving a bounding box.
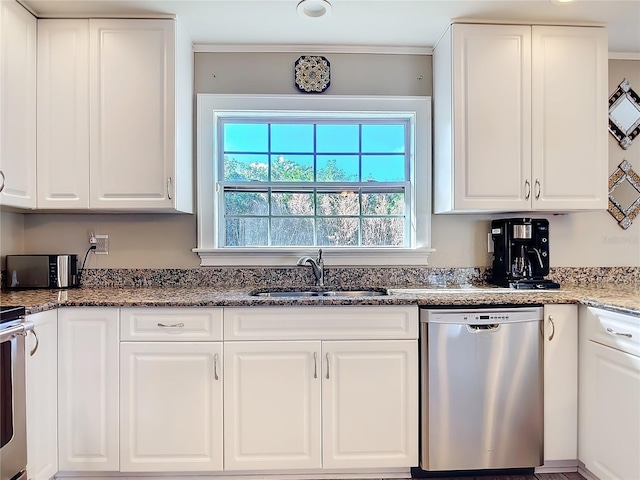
[489,218,560,289]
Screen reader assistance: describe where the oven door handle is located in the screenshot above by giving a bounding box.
[0,320,35,342]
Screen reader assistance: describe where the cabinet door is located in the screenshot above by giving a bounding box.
[581,340,640,480]
[441,24,532,212]
[37,19,90,209]
[120,342,223,471]
[26,310,58,480]
[58,308,119,471]
[322,340,418,469]
[223,341,322,470]
[0,0,36,209]
[532,26,608,211]
[89,19,175,210]
[542,304,577,464]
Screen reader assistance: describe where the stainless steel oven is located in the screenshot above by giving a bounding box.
[1,306,35,480]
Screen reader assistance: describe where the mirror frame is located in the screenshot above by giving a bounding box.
[609,79,640,149]
[608,159,640,230]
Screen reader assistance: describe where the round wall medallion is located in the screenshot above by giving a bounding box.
[294,55,330,93]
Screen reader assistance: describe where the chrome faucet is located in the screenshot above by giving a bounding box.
[296,249,325,286]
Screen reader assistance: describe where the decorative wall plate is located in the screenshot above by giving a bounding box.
[294,55,330,93]
[608,159,640,230]
[609,79,640,150]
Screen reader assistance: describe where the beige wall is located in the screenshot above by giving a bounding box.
[0,212,24,269]
[2,54,639,268]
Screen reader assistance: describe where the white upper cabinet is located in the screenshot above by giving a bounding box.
[433,23,608,213]
[37,18,194,212]
[0,0,36,209]
[37,20,90,208]
[531,26,608,211]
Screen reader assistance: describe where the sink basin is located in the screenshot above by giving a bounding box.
[250,288,388,297]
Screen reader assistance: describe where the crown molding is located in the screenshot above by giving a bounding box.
[193,44,432,55]
[609,52,640,61]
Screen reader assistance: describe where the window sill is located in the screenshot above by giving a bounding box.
[193,247,435,267]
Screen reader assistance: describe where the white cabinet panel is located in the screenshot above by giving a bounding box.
[322,340,418,469]
[433,23,607,213]
[582,340,640,480]
[0,0,36,209]
[58,308,119,472]
[120,307,223,341]
[35,17,193,212]
[37,19,90,208]
[542,304,577,465]
[531,26,608,211]
[26,310,58,480]
[223,341,322,471]
[120,342,223,471]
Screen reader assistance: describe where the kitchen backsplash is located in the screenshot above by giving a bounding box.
[2,266,636,289]
[69,266,639,289]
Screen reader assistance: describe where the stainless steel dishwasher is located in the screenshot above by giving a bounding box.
[420,307,543,472]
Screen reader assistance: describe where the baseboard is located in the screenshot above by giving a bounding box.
[535,460,579,474]
[578,462,600,480]
[54,468,411,480]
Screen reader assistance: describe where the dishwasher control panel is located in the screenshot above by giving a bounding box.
[422,307,543,324]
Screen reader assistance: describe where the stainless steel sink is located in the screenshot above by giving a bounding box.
[250,288,388,297]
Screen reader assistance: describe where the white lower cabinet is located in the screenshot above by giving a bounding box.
[322,340,418,469]
[542,304,578,466]
[57,307,120,472]
[223,341,322,470]
[119,308,224,472]
[120,342,223,471]
[223,306,419,472]
[579,306,640,480]
[26,310,58,480]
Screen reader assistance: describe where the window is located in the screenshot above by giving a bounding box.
[196,95,432,266]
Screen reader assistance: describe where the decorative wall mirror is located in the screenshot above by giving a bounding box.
[608,159,640,229]
[609,79,640,149]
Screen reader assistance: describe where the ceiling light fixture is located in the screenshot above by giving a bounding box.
[550,0,575,4]
[297,0,332,19]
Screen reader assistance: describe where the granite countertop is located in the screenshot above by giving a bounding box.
[1,283,638,317]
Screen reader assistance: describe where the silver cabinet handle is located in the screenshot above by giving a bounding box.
[167,177,172,200]
[535,179,541,200]
[313,352,318,379]
[214,353,219,380]
[157,322,184,328]
[0,169,5,193]
[325,353,330,379]
[606,327,632,338]
[29,328,39,356]
[548,315,555,341]
[524,180,531,200]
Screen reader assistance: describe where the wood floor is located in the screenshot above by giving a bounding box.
[421,473,584,480]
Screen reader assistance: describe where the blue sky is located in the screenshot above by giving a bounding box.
[223,122,406,182]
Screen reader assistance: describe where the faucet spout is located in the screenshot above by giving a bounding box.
[296,249,325,286]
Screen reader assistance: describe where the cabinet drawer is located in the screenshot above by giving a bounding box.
[586,307,640,357]
[224,306,418,341]
[121,308,223,341]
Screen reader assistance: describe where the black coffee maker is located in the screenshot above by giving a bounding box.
[489,218,560,289]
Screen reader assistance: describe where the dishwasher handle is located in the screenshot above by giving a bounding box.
[467,324,500,332]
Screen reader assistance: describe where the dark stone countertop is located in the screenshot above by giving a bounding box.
[1,283,638,318]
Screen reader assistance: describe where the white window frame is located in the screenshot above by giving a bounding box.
[194,94,432,266]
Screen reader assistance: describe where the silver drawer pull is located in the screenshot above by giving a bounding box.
[214,353,219,381]
[157,322,185,328]
[29,328,40,356]
[325,353,330,379]
[313,352,318,379]
[606,327,633,338]
[548,315,555,341]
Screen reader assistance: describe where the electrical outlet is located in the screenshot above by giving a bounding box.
[487,232,494,253]
[94,234,109,254]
